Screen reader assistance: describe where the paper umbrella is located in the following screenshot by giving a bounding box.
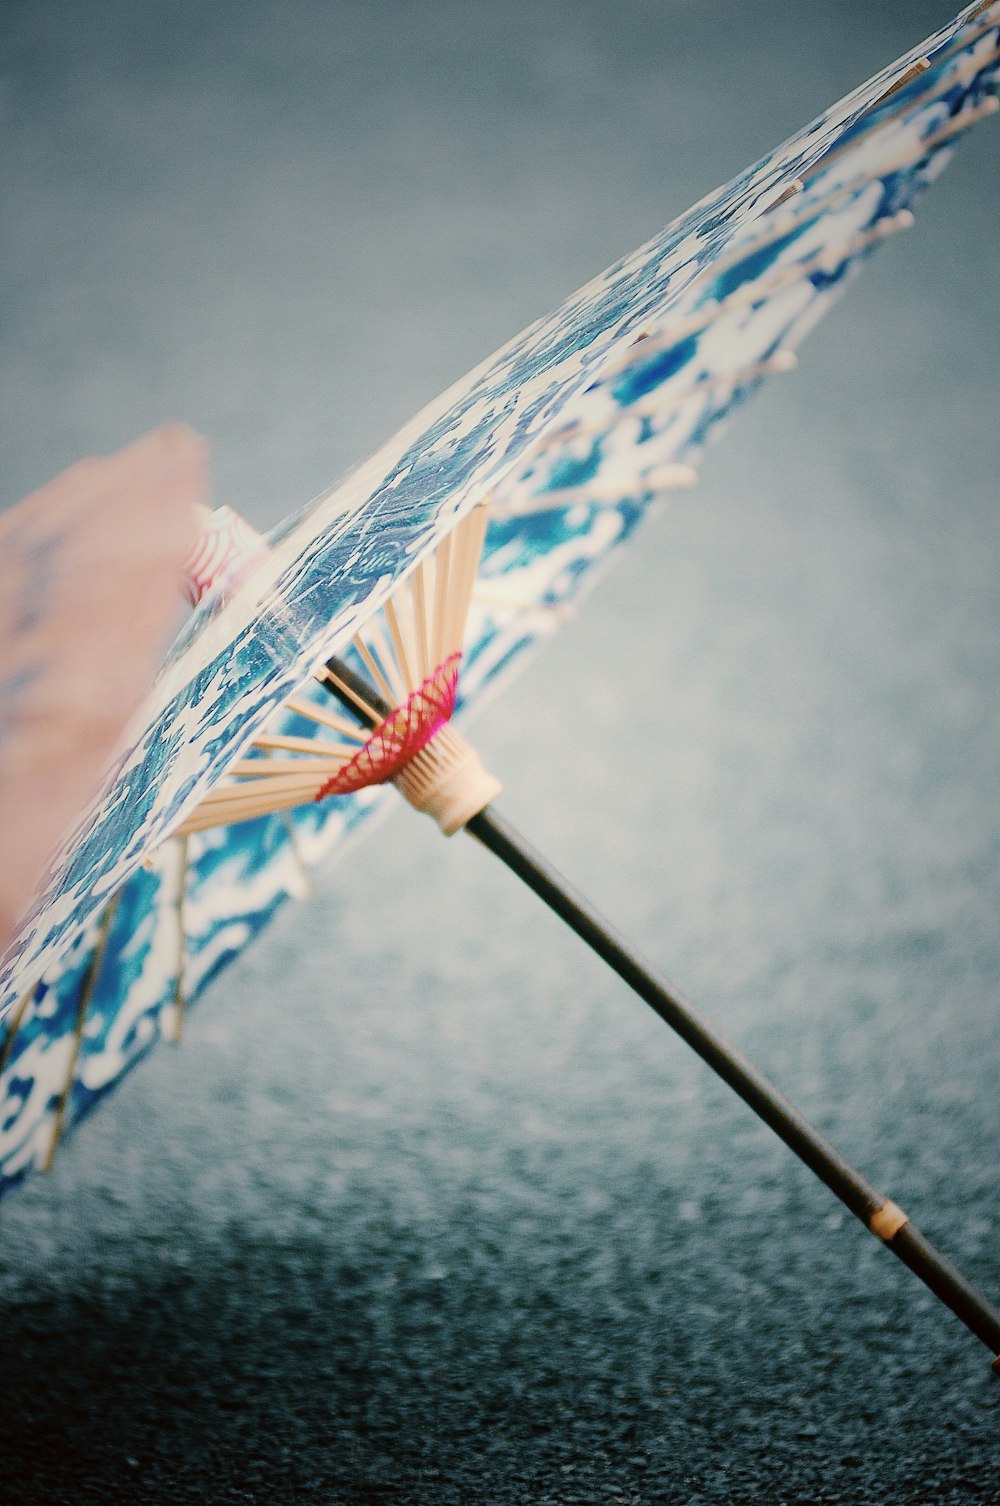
[2,3,999,1366]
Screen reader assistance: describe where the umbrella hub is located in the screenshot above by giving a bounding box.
[315,651,461,800]
[176,502,501,839]
[393,720,501,836]
[318,651,502,835]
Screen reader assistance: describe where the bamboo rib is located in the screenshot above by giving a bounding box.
[764,177,803,213]
[713,60,999,276]
[618,350,799,428]
[708,181,877,281]
[884,17,1000,96]
[198,772,332,804]
[44,895,119,1172]
[741,207,915,294]
[650,67,998,358]
[875,56,931,106]
[598,208,914,388]
[182,780,334,832]
[411,559,431,681]
[924,90,1000,141]
[492,460,700,516]
[230,757,350,777]
[384,596,415,693]
[318,668,382,725]
[0,986,35,1078]
[527,351,798,462]
[178,505,491,836]
[803,50,1000,184]
[443,523,466,656]
[180,788,325,833]
[165,66,989,848]
[165,835,189,1045]
[711,119,952,284]
[366,617,409,703]
[432,528,453,670]
[285,696,369,741]
[193,787,325,818]
[254,732,359,757]
[353,631,397,707]
[448,507,488,654]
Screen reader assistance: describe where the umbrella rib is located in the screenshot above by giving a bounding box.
[254,732,358,757]
[198,783,328,807]
[444,522,469,659]
[384,597,416,694]
[708,182,868,278]
[163,835,189,1044]
[353,631,399,707]
[317,668,383,727]
[411,560,432,681]
[493,463,698,518]
[805,85,1000,190]
[285,695,370,742]
[804,39,1000,184]
[177,773,335,834]
[43,893,120,1173]
[705,72,999,287]
[604,208,914,384]
[230,757,352,777]
[450,505,490,652]
[936,8,1000,62]
[431,528,453,672]
[763,177,803,214]
[178,788,324,834]
[616,350,799,426]
[875,56,931,105]
[0,984,36,1078]
[529,351,799,461]
[366,618,408,702]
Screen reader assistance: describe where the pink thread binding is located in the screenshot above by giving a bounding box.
[315,652,461,800]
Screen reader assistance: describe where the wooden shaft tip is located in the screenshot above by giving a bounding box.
[992,1353,1000,1377]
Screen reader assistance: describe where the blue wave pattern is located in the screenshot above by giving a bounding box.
[1,5,997,1193]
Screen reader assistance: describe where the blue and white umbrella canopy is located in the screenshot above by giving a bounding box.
[1,2,998,1194]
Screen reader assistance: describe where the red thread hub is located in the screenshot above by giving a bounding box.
[315,653,461,800]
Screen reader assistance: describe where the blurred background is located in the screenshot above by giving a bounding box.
[2,1,999,1501]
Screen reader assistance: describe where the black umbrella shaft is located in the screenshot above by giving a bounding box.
[320,657,1000,1361]
[465,804,1000,1362]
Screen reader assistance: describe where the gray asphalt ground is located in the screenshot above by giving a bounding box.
[2,2,999,1501]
